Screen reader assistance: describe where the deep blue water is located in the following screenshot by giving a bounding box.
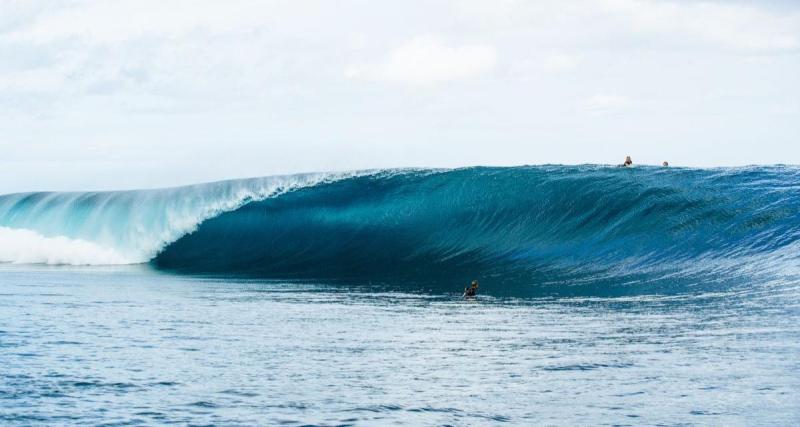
[2,166,800,424]
[1,265,799,425]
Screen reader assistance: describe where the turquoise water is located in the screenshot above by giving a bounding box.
[2,265,799,426]
[3,166,800,297]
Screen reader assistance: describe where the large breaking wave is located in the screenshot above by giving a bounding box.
[2,166,800,295]
[0,172,361,265]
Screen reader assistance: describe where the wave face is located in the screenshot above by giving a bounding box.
[152,166,800,295]
[3,166,800,295]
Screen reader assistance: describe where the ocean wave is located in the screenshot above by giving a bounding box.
[3,166,800,295]
[154,165,800,294]
[0,171,365,264]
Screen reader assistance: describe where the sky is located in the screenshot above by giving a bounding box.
[1,0,799,193]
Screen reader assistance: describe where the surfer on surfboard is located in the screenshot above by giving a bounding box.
[463,280,479,299]
[622,156,633,167]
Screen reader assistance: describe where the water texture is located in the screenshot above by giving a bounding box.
[1,266,798,426]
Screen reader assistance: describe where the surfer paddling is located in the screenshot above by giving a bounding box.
[622,155,633,167]
[463,280,479,299]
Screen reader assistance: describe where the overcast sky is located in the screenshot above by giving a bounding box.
[1,0,799,192]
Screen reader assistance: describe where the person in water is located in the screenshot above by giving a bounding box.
[464,280,479,298]
[622,156,633,167]
[663,161,669,167]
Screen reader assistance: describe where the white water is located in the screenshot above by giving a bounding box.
[0,227,129,265]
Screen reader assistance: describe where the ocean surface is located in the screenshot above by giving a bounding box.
[1,165,800,425]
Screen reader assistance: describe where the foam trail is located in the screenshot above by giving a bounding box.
[0,227,129,265]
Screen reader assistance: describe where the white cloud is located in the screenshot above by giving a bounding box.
[453,0,800,53]
[542,53,580,72]
[1,0,799,192]
[600,0,800,52]
[345,36,497,85]
[583,94,632,115]
[7,0,269,42]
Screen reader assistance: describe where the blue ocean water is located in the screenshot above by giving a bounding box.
[1,165,800,424]
[1,265,799,425]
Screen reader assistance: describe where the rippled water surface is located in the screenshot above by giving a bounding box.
[1,265,799,426]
